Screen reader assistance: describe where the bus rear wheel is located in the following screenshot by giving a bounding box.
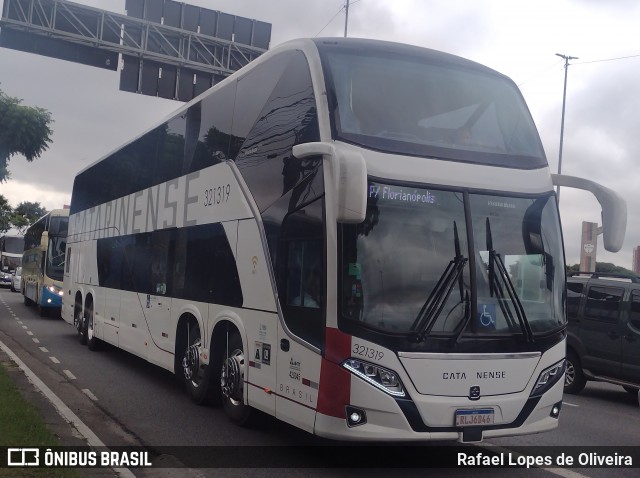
[75,303,87,345]
[85,303,100,351]
[182,323,215,405]
[219,332,252,426]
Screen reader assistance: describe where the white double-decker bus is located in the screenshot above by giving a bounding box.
[62,38,626,442]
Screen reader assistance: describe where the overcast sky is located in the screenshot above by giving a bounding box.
[1,0,639,269]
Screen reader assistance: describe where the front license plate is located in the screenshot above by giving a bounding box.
[455,408,495,427]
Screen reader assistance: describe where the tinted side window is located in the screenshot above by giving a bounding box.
[567,281,584,320]
[277,198,325,348]
[231,51,295,159]
[630,291,640,330]
[584,285,624,322]
[235,50,321,212]
[131,234,153,294]
[151,229,174,296]
[173,223,242,306]
[189,79,238,173]
[153,115,186,184]
[97,236,130,289]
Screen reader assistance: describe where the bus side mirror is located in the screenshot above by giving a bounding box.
[552,174,627,252]
[292,142,367,223]
[40,231,49,248]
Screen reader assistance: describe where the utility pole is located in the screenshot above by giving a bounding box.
[555,53,578,204]
[344,0,350,37]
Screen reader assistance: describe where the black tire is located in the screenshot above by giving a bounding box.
[219,332,253,426]
[86,303,101,351]
[564,352,587,394]
[38,305,48,318]
[182,323,215,405]
[76,303,87,345]
[23,291,33,306]
[622,385,638,395]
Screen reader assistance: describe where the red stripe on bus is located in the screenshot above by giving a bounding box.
[324,327,351,363]
[317,358,350,418]
[317,327,352,418]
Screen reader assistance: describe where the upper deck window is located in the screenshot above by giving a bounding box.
[317,41,547,169]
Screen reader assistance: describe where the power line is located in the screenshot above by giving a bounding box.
[574,53,640,65]
[517,59,565,87]
[315,0,364,38]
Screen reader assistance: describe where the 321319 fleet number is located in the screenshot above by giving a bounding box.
[204,184,231,207]
[352,343,384,361]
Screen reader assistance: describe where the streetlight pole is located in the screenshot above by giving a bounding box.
[555,53,578,204]
[344,0,350,37]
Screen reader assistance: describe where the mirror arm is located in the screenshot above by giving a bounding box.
[552,173,627,252]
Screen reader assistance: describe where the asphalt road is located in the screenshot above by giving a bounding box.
[0,287,638,477]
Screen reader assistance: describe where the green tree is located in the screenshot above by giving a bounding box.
[0,87,53,182]
[10,201,48,234]
[566,262,636,277]
[0,195,13,233]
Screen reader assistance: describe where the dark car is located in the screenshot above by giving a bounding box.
[565,272,640,395]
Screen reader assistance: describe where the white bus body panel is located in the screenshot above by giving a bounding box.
[235,219,277,313]
[399,352,541,396]
[100,288,120,346]
[241,308,279,416]
[335,141,554,194]
[276,322,322,434]
[314,340,565,441]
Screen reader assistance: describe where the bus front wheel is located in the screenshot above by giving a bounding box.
[219,332,252,426]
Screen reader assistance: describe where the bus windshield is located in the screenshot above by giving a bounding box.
[319,45,547,168]
[339,181,565,339]
[3,236,24,254]
[46,236,67,281]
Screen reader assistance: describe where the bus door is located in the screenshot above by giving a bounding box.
[146,230,174,360]
[275,223,324,433]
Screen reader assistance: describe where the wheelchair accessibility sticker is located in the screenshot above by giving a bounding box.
[477,304,496,329]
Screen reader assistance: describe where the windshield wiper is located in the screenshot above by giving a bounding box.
[485,218,534,343]
[411,221,468,342]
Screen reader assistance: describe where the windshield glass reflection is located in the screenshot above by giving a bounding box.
[340,182,565,338]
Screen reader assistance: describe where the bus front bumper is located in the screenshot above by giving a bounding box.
[40,286,63,308]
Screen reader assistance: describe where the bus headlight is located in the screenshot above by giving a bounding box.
[530,359,565,397]
[342,358,406,397]
[48,285,64,296]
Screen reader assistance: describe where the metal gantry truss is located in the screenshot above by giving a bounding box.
[0,0,271,100]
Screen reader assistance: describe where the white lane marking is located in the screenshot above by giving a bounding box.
[22,325,27,329]
[63,370,77,380]
[39,347,49,353]
[82,389,98,402]
[49,356,60,364]
[17,320,23,324]
[563,402,579,407]
[480,442,590,478]
[26,331,33,336]
[32,338,40,344]
[0,339,134,478]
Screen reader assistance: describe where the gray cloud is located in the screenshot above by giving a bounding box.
[1,0,638,270]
